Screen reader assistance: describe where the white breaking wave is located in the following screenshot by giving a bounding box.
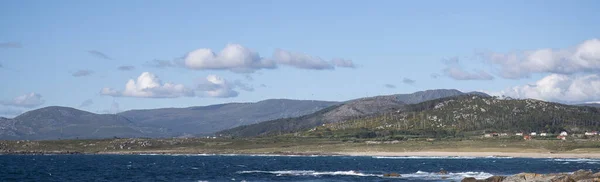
[237,170,379,177]
[547,158,600,164]
[237,170,494,180]
[401,171,494,180]
[373,156,513,159]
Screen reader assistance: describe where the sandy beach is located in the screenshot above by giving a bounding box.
[339,151,600,158]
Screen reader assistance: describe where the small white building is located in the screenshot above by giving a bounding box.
[484,134,492,138]
[516,133,524,136]
[500,133,508,136]
[560,131,568,136]
[585,131,598,136]
[530,132,537,136]
[540,133,547,136]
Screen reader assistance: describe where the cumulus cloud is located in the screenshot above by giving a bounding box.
[272,49,334,70]
[72,70,93,77]
[1,93,45,108]
[443,57,494,80]
[101,72,251,98]
[184,44,276,73]
[0,42,22,48]
[496,74,600,103]
[196,75,253,98]
[79,99,93,108]
[384,84,396,89]
[145,59,175,69]
[482,39,600,79]
[182,44,355,73]
[88,50,113,60]
[331,58,356,68]
[117,65,135,71]
[101,72,194,98]
[403,78,416,84]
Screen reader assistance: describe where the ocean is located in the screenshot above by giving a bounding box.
[1,154,599,181]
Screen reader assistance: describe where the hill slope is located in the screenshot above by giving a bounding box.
[0,106,167,140]
[217,89,482,137]
[118,99,338,135]
[308,95,600,138]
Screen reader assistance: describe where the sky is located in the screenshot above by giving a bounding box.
[1,0,599,117]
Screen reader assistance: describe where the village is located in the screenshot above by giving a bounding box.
[483,131,599,140]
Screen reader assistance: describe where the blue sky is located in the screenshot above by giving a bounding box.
[1,0,600,117]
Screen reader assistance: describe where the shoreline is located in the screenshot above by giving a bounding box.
[4,150,600,159]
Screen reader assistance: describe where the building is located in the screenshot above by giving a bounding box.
[560,131,568,136]
[484,134,492,138]
[530,132,537,136]
[500,133,508,136]
[557,136,567,140]
[516,133,523,136]
[585,131,598,136]
[540,133,547,136]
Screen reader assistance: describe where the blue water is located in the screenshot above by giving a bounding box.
[1,155,599,182]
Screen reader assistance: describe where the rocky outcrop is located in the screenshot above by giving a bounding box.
[465,170,599,182]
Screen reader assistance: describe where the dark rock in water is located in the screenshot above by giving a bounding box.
[461,177,477,182]
[383,173,401,177]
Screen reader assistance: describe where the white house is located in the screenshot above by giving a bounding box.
[500,133,508,136]
[560,131,568,136]
[530,132,537,136]
[516,133,523,136]
[585,131,598,136]
[484,134,492,138]
[540,133,547,136]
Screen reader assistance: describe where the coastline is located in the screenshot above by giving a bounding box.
[5,150,600,159]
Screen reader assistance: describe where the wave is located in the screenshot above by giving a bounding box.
[138,153,327,157]
[547,158,600,164]
[237,170,378,177]
[237,170,494,180]
[401,171,494,180]
[373,156,513,159]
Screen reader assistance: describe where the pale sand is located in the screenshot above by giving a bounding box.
[338,151,600,158]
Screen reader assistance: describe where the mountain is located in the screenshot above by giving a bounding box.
[0,106,167,140]
[217,89,485,137]
[577,103,600,108]
[305,95,600,139]
[118,99,338,135]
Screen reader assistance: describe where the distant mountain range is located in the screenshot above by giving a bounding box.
[0,99,337,140]
[217,89,488,137]
[219,94,600,138]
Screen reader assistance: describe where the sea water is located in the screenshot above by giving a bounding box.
[1,154,599,181]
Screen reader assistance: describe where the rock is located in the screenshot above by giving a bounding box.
[570,170,593,181]
[383,173,401,177]
[439,168,449,175]
[503,173,555,182]
[577,178,600,182]
[482,176,505,182]
[551,175,575,182]
[461,177,477,182]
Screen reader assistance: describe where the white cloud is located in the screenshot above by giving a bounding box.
[331,58,356,68]
[272,49,334,70]
[442,57,494,80]
[184,44,276,73]
[102,72,252,98]
[496,74,600,103]
[145,59,175,69]
[101,72,194,98]
[1,93,45,108]
[483,38,600,79]
[196,75,253,98]
[183,44,354,72]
